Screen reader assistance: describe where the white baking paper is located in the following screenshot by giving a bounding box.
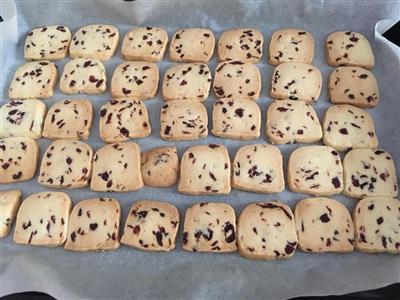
[1,1,400,299]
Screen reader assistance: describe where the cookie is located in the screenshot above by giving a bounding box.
[13,192,72,247]
[0,190,22,238]
[323,104,378,151]
[38,140,93,188]
[25,25,71,61]
[232,144,284,193]
[294,197,354,253]
[160,100,208,141]
[288,146,343,196]
[268,29,314,65]
[8,61,57,100]
[0,137,39,184]
[162,63,212,101]
[64,198,121,252]
[42,99,93,140]
[328,66,379,108]
[270,62,322,102]
[212,98,261,140]
[353,197,400,253]
[99,99,151,143]
[60,58,106,94]
[266,100,322,144]
[170,28,215,63]
[213,61,261,101]
[141,147,179,188]
[70,24,119,61]
[111,61,159,100]
[217,28,263,63]
[0,100,46,139]
[325,31,375,69]
[121,200,180,252]
[237,202,298,260]
[121,26,168,62]
[182,202,237,253]
[343,149,398,198]
[90,142,143,192]
[178,144,231,195]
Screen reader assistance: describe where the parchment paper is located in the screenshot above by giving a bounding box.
[1,1,400,299]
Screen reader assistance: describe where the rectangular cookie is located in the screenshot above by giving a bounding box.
[0,190,22,238]
[183,203,237,253]
[121,200,180,252]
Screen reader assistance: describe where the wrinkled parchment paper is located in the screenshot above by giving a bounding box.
[1,1,399,299]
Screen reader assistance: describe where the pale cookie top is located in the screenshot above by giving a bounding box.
[25,25,71,61]
[170,28,215,63]
[323,104,378,151]
[70,24,119,61]
[288,146,343,196]
[183,202,237,253]
[218,28,263,63]
[0,99,46,139]
[266,100,322,144]
[326,31,375,69]
[0,190,22,238]
[343,149,398,198]
[237,202,298,260]
[295,197,354,252]
[213,61,261,101]
[269,29,314,65]
[122,26,168,62]
[9,61,57,100]
[162,63,212,101]
[353,197,400,253]
[329,66,379,108]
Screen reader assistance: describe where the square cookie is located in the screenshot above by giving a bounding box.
[329,67,379,108]
[323,104,378,151]
[0,137,39,184]
[266,100,322,144]
[288,146,343,196]
[217,28,263,63]
[270,62,322,102]
[232,144,284,193]
[42,99,93,140]
[294,197,354,253]
[90,142,143,192]
[8,61,57,100]
[111,61,159,100]
[213,61,261,101]
[38,140,93,188]
[212,98,261,140]
[183,202,237,253]
[353,197,400,253]
[121,200,180,252]
[13,192,72,247]
[0,190,22,238]
[160,100,208,141]
[0,100,46,139]
[25,25,71,61]
[237,202,298,260]
[178,144,231,195]
[326,31,375,69]
[162,63,212,101]
[170,28,215,63]
[141,147,179,188]
[60,58,106,94]
[64,198,121,251]
[121,26,168,62]
[70,24,119,61]
[99,99,151,143]
[343,149,398,198]
[268,29,314,65]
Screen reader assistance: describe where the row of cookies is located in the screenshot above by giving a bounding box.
[2,190,398,256]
